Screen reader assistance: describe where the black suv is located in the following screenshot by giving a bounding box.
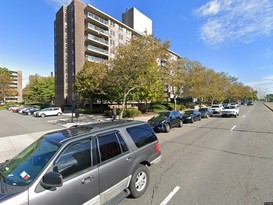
[148,111,183,132]
[0,120,161,205]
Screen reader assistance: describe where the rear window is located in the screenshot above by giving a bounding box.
[126,124,157,148]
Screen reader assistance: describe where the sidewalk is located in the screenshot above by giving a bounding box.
[0,114,153,163]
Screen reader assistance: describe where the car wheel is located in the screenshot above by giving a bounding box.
[199,116,201,121]
[129,165,149,198]
[57,112,62,116]
[191,118,194,123]
[41,114,45,118]
[164,123,170,133]
[28,112,31,115]
[178,120,183,127]
[206,114,209,118]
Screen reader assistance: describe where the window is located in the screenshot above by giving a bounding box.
[126,124,157,148]
[98,132,127,162]
[110,20,115,27]
[110,39,115,46]
[110,30,115,37]
[119,25,123,31]
[54,140,91,178]
[119,34,123,40]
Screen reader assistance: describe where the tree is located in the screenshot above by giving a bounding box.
[0,67,17,102]
[162,58,188,110]
[74,61,107,110]
[24,75,55,104]
[105,34,169,118]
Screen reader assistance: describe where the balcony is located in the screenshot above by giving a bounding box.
[86,45,108,56]
[86,55,107,63]
[87,23,108,37]
[86,33,108,46]
[87,12,108,27]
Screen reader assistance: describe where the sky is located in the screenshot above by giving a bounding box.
[1,0,273,98]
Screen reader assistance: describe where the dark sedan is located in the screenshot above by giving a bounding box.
[22,107,40,115]
[199,107,213,118]
[148,111,183,133]
[182,109,202,123]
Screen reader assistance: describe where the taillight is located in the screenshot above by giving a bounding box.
[156,141,160,153]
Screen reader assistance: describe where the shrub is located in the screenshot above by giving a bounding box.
[149,104,167,110]
[123,109,141,118]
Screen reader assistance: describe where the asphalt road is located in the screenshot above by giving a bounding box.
[121,101,273,205]
[0,110,65,137]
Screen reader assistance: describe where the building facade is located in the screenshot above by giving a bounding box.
[5,70,23,103]
[54,0,179,106]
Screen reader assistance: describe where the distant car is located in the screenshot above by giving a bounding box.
[22,107,41,115]
[247,101,254,106]
[182,109,202,123]
[199,107,213,118]
[34,107,62,117]
[148,110,183,133]
[211,104,223,114]
[221,105,239,117]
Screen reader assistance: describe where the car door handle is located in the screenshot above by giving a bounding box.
[126,157,132,162]
[81,176,93,184]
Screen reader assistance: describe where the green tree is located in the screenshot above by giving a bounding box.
[105,34,169,118]
[74,61,107,110]
[0,67,17,102]
[25,75,55,104]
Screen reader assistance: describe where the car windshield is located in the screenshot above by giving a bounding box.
[211,105,220,108]
[0,138,60,187]
[199,108,207,111]
[224,106,236,109]
[154,112,170,119]
[184,110,194,114]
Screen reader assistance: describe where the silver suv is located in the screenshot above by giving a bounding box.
[0,120,161,205]
[34,107,62,117]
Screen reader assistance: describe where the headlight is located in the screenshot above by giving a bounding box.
[187,117,192,119]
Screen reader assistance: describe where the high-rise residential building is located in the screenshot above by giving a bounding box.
[54,0,180,106]
[5,70,23,103]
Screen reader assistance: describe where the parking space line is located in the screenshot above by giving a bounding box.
[160,186,180,205]
[231,125,236,131]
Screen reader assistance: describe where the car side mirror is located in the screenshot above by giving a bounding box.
[40,172,63,190]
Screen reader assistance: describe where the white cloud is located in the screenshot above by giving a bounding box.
[195,0,273,46]
[258,64,273,70]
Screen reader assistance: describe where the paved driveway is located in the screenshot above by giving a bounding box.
[0,110,67,138]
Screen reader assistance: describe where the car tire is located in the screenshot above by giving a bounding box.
[129,165,149,198]
[164,123,170,133]
[178,120,183,127]
[191,118,194,123]
[41,113,45,118]
[199,116,201,121]
[206,114,209,118]
[57,112,62,116]
[28,112,31,115]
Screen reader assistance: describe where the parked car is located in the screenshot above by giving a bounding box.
[199,107,213,118]
[182,109,202,123]
[0,120,161,205]
[221,105,239,117]
[22,107,41,115]
[34,107,62,117]
[148,110,183,133]
[211,104,223,114]
[247,101,254,106]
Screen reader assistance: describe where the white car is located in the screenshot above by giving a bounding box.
[34,107,62,117]
[221,105,239,117]
[211,104,223,114]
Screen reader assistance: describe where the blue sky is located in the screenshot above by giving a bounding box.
[1,0,273,97]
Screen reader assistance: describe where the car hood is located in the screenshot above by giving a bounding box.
[148,117,166,122]
[183,114,193,118]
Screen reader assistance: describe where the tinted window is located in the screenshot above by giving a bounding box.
[54,140,91,178]
[98,132,123,162]
[126,124,157,148]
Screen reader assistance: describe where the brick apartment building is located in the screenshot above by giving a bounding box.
[54,0,180,106]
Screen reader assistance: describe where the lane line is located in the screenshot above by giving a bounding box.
[160,186,180,205]
[231,125,236,131]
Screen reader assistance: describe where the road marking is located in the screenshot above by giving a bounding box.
[160,186,180,205]
[231,125,236,131]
